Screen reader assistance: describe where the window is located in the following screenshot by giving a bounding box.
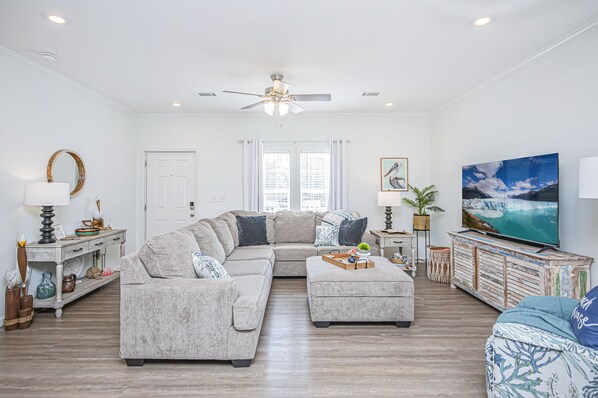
[262,142,330,212]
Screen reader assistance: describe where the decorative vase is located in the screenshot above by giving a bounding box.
[36,272,56,300]
[413,214,430,231]
[62,274,76,294]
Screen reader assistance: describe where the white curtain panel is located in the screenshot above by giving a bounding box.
[242,139,263,212]
[329,139,348,210]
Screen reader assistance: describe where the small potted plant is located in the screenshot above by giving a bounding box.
[403,184,445,231]
[357,242,371,257]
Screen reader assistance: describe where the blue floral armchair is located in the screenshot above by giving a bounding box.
[486,322,598,397]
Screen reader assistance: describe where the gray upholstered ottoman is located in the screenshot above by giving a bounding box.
[306,255,414,328]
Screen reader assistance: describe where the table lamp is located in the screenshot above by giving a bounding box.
[579,157,598,199]
[24,182,70,244]
[378,191,402,230]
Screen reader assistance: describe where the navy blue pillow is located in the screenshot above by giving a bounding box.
[570,286,598,348]
[338,217,368,246]
[236,215,269,247]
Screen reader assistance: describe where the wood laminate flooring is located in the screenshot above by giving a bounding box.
[0,271,499,397]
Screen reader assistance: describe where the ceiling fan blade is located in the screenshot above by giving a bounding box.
[223,90,264,97]
[273,80,290,94]
[241,100,268,110]
[288,102,304,114]
[292,94,331,101]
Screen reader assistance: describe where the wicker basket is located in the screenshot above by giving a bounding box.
[427,246,451,283]
[413,215,430,231]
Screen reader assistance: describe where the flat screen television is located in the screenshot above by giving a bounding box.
[462,153,559,247]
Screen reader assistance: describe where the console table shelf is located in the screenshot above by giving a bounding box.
[26,229,126,318]
[449,231,593,311]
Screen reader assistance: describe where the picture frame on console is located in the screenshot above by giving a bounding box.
[380,157,408,192]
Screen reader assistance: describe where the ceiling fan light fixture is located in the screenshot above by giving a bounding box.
[278,102,289,116]
[264,101,275,116]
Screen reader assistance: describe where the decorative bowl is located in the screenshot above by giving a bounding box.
[75,228,100,236]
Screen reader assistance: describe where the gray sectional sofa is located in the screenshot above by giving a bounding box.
[120,210,379,367]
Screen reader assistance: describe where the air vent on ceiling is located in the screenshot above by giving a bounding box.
[361,91,381,97]
[193,92,217,97]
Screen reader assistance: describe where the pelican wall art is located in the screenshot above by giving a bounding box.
[380,158,409,192]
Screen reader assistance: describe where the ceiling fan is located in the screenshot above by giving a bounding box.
[223,74,331,116]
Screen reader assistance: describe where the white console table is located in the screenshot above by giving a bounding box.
[26,229,126,318]
[370,230,417,276]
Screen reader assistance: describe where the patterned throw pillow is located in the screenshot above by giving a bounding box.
[321,210,354,226]
[192,252,230,279]
[570,285,598,349]
[314,225,340,247]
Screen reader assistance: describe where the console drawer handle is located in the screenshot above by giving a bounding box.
[95,242,104,246]
[113,237,121,241]
[393,240,404,244]
[73,248,84,252]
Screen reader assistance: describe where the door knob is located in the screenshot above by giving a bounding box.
[190,213,195,217]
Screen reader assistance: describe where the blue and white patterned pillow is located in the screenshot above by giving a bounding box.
[192,252,230,279]
[321,210,355,226]
[314,225,340,247]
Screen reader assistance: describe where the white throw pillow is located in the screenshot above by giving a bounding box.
[314,225,340,247]
[192,252,230,279]
[321,210,355,226]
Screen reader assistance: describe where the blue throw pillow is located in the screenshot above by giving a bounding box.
[570,286,598,349]
[338,217,368,246]
[236,215,269,246]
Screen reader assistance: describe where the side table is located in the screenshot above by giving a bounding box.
[369,230,417,277]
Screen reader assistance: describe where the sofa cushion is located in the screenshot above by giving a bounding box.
[223,259,272,278]
[186,221,226,264]
[237,215,269,246]
[232,275,270,331]
[571,286,598,349]
[314,225,340,247]
[192,252,230,279]
[218,212,239,247]
[137,229,198,279]
[338,217,368,246]
[205,218,235,256]
[273,243,318,261]
[227,246,275,266]
[275,211,315,243]
[232,210,276,243]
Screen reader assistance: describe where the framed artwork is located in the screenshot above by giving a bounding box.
[380,158,408,191]
[54,224,66,240]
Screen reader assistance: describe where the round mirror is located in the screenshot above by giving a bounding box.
[47,149,85,197]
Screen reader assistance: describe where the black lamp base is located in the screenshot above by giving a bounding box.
[39,206,56,244]
[384,206,393,230]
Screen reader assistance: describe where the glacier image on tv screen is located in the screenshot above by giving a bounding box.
[462,153,559,246]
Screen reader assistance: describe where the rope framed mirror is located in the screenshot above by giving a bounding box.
[46,149,86,197]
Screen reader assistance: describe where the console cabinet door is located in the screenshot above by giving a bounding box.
[452,240,476,290]
[506,259,543,309]
[477,249,506,309]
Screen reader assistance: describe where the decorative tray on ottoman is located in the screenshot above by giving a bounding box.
[321,253,375,270]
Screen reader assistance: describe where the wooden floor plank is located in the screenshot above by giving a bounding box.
[0,270,499,397]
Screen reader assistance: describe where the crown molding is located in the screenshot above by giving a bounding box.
[432,18,598,114]
[0,45,137,116]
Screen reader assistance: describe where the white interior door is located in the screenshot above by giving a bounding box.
[146,151,196,239]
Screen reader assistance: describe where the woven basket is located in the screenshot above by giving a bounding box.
[427,246,451,283]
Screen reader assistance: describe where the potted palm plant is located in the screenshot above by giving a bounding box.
[403,184,445,231]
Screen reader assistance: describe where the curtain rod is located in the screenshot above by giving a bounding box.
[238,139,351,143]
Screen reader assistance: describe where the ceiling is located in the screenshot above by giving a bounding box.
[1,0,598,113]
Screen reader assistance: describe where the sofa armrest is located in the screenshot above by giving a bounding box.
[493,323,598,362]
[120,277,238,360]
[361,231,380,255]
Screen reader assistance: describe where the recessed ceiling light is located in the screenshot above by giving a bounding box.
[48,15,66,24]
[39,52,58,62]
[385,102,395,107]
[172,102,181,107]
[473,17,492,27]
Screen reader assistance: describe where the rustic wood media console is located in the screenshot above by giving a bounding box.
[449,231,593,311]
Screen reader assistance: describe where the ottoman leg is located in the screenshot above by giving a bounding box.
[396,321,411,328]
[314,321,331,328]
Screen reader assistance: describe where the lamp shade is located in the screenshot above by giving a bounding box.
[377,191,402,207]
[24,182,70,206]
[579,157,598,199]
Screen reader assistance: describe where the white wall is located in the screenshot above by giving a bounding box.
[136,113,431,247]
[0,50,138,320]
[430,28,598,285]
